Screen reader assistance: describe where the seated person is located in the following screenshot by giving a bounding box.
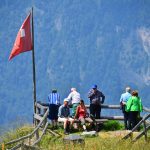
[58,98,74,134]
[75,99,93,131]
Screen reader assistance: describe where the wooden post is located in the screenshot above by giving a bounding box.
[28,137,31,146]
[2,143,4,150]
[143,120,147,141]
[35,105,41,126]
[35,129,39,140]
[43,108,47,126]
[31,7,37,125]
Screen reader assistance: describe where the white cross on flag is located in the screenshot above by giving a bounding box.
[20,29,25,38]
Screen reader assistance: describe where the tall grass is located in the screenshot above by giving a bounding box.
[1,122,150,150]
[39,133,150,150]
[0,125,33,149]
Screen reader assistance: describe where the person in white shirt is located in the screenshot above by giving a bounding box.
[67,88,81,117]
[120,86,132,130]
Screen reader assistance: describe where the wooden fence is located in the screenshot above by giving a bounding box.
[3,102,150,149]
[122,113,150,142]
[4,102,49,150]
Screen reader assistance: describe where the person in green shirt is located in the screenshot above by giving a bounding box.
[126,90,143,130]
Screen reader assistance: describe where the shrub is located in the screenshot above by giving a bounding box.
[102,120,123,131]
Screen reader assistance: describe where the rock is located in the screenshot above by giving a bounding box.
[81,131,98,137]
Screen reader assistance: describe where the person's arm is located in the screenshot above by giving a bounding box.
[57,94,61,105]
[48,95,50,104]
[84,107,89,117]
[120,94,123,103]
[126,97,132,112]
[101,92,105,104]
[88,90,95,98]
[67,93,73,103]
[58,106,62,117]
[139,98,143,112]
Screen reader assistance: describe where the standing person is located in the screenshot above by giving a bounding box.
[88,85,105,119]
[120,87,132,130]
[126,90,143,130]
[67,88,81,117]
[75,100,93,131]
[48,89,60,129]
[58,98,74,134]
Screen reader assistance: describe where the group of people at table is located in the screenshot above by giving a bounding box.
[48,85,143,134]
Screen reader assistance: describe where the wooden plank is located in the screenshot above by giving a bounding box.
[58,118,108,124]
[9,143,22,150]
[132,125,150,142]
[143,107,150,113]
[100,116,124,120]
[32,122,49,146]
[35,102,49,110]
[6,109,49,146]
[85,104,120,109]
[34,113,43,121]
[95,119,108,122]
[47,129,61,137]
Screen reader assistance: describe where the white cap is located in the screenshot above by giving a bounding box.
[71,88,76,92]
[126,87,131,92]
[64,98,69,102]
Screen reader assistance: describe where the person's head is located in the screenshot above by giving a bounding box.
[125,87,131,93]
[52,89,57,93]
[132,90,138,97]
[79,99,84,106]
[63,98,69,106]
[71,88,76,92]
[92,84,97,91]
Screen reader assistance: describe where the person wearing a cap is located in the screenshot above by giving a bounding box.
[88,85,105,119]
[67,88,81,117]
[58,98,74,134]
[120,86,132,130]
[48,89,60,128]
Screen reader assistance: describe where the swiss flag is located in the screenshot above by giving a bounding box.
[9,13,32,60]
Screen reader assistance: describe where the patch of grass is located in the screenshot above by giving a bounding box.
[102,120,124,131]
[0,125,33,149]
[1,124,150,150]
[38,133,150,150]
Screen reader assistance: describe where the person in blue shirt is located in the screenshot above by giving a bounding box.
[48,89,60,128]
[120,87,132,130]
[58,98,74,134]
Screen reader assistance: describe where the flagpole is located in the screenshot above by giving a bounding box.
[31,7,37,124]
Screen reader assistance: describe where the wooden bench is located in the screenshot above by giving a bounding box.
[58,118,108,131]
[58,118,108,124]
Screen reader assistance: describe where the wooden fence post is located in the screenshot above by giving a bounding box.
[28,137,31,146]
[35,129,39,140]
[36,106,41,126]
[143,120,147,141]
[43,108,47,126]
[2,143,4,150]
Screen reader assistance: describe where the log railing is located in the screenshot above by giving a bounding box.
[4,102,49,150]
[3,102,150,149]
[122,113,150,142]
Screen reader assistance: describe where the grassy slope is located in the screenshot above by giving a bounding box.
[1,122,150,150]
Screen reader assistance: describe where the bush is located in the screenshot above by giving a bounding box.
[102,120,123,131]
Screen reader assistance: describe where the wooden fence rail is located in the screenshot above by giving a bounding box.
[36,102,150,121]
[122,113,150,142]
[5,102,49,150]
[3,101,150,149]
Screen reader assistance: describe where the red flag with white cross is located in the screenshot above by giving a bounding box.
[9,13,32,60]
